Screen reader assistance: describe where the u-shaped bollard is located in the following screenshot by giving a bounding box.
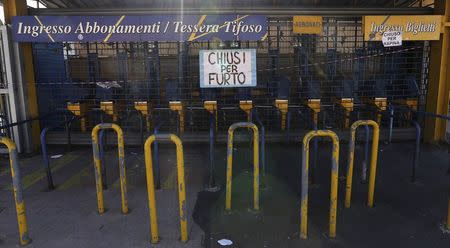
[144,134,188,243]
[91,123,128,214]
[225,122,259,211]
[345,120,380,208]
[300,130,340,239]
[0,137,31,246]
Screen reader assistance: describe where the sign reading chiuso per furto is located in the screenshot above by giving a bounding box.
[363,15,442,41]
[199,49,256,88]
[11,15,267,42]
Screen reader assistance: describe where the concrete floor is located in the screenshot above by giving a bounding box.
[0,138,449,247]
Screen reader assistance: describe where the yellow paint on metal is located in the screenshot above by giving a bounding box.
[306,99,321,126]
[91,123,128,214]
[447,197,450,230]
[225,122,259,211]
[134,101,153,131]
[345,120,380,208]
[100,101,120,123]
[239,100,253,121]
[169,101,185,133]
[275,99,289,130]
[144,134,188,243]
[425,1,450,142]
[0,137,31,246]
[300,130,339,239]
[338,98,354,128]
[204,101,218,131]
[67,102,88,132]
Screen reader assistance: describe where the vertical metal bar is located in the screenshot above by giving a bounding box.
[208,112,215,188]
[40,127,54,190]
[367,123,380,208]
[345,120,379,208]
[144,135,159,243]
[225,122,259,211]
[91,123,128,214]
[411,120,421,182]
[144,134,188,243]
[114,124,128,214]
[170,134,188,242]
[447,197,450,230]
[92,125,105,214]
[0,137,31,245]
[139,112,144,148]
[153,122,161,190]
[225,126,234,211]
[99,130,107,189]
[361,125,370,182]
[388,106,394,143]
[300,130,339,239]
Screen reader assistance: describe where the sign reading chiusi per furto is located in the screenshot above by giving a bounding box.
[199,49,256,88]
[363,15,442,41]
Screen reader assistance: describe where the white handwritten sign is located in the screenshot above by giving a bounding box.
[199,49,257,88]
[382,31,402,47]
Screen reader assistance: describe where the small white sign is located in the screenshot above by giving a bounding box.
[199,49,257,88]
[382,31,402,47]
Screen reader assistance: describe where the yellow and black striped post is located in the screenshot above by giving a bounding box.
[300,130,339,239]
[144,134,188,243]
[345,120,380,208]
[225,122,259,211]
[91,123,128,214]
[0,137,31,246]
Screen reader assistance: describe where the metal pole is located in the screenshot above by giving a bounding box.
[345,120,379,208]
[225,122,259,211]
[0,137,31,245]
[40,127,55,190]
[300,130,339,239]
[208,112,216,188]
[99,130,107,189]
[388,106,394,143]
[411,120,421,182]
[361,125,370,183]
[91,123,128,214]
[144,134,188,243]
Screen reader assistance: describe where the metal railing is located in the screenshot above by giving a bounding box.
[345,120,380,208]
[300,130,339,239]
[40,115,79,190]
[225,122,260,211]
[144,134,188,243]
[91,123,128,214]
[0,137,31,246]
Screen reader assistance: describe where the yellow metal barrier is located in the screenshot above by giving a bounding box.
[300,130,339,239]
[67,102,88,132]
[91,123,128,214]
[144,134,188,243]
[345,120,380,208]
[338,98,354,128]
[135,101,153,132]
[239,100,253,121]
[447,197,450,231]
[169,101,185,133]
[225,122,259,211]
[0,137,31,245]
[275,99,289,130]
